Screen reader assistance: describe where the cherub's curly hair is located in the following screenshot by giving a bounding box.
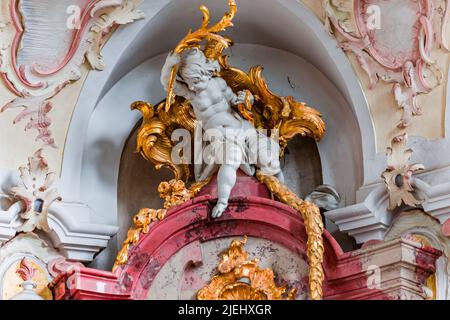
[178,48,220,80]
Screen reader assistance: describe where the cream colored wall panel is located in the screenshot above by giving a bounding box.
[0,65,90,175]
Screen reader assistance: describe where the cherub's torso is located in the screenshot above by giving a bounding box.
[186,78,242,131]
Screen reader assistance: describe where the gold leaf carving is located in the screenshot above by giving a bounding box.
[113,178,210,271]
[197,236,297,300]
[255,172,325,300]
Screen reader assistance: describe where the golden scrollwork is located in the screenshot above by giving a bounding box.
[113,178,210,272]
[197,236,297,300]
[255,172,325,300]
[218,58,325,156]
[131,99,195,182]
[159,177,212,209]
[113,208,166,272]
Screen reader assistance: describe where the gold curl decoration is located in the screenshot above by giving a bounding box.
[197,236,297,300]
[255,172,325,300]
[165,0,237,111]
[131,99,195,182]
[113,178,210,272]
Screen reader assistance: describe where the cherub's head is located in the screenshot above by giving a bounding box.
[178,48,220,92]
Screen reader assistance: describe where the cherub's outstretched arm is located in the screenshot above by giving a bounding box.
[160,52,191,99]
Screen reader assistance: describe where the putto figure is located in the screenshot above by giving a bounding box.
[161,48,284,218]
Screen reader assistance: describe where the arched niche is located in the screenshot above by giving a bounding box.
[59,0,374,268]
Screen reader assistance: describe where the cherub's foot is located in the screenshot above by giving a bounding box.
[212,201,228,218]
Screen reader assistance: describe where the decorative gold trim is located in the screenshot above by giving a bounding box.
[112,178,210,272]
[256,172,325,300]
[113,207,166,272]
[197,236,297,300]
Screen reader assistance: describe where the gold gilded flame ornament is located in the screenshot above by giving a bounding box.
[165,0,237,111]
[197,236,298,300]
[256,172,325,300]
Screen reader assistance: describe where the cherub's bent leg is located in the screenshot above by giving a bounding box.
[211,141,242,218]
[212,164,239,218]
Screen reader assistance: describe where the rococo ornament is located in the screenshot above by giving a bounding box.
[197,236,298,300]
[323,0,449,128]
[11,149,61,233]
[0,0,145,147]
[382,133,425,210]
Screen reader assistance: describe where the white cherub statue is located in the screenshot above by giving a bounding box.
[161,48,284,218]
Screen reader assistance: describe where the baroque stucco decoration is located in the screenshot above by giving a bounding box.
[1,149,118,262]
[323,0,449,128]
[11,149,61,233]
[382,133,424,210]
[0,0,145,147]
[323,0,449,209]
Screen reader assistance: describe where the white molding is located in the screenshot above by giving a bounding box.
[326,185,392,243]
[327,176,450,244]
[0,203,22,242]
[0,201,118,262]
[414,178,450,224]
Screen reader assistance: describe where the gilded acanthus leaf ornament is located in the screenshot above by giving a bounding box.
[382,134,424,210]
[197,236,297,300]
[132,100,195,181]
[218,59,325,156]
[159,178,212,209]
[256,172,325,300]
[11,149,61,233]
[113,207,166,272]
[113,178,210,271]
